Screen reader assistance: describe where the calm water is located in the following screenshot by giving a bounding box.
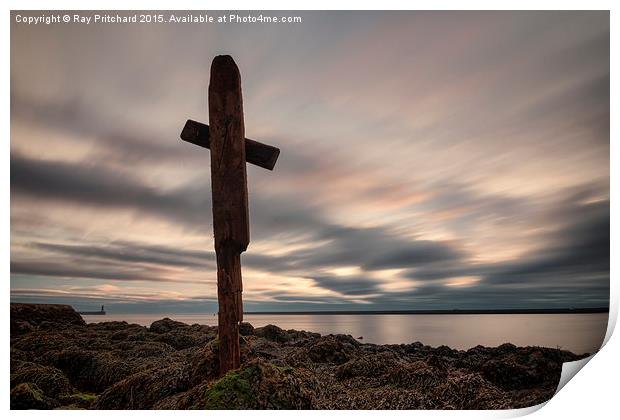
[82,313,608,355]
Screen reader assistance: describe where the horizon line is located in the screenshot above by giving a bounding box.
[242,308,609,315]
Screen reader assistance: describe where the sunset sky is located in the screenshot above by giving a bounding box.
[10,11,609,313]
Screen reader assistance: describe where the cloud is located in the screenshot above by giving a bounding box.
[10,11,610,311]
[32,241,215,269]
[11,152,212,230]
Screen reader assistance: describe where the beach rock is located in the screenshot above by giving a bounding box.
[45,348,134,392]
[95,362,191,409]
[11,304,85,334]
[10,382,57,409]
[308,336,352,364]
[10,362,73,398]
[8,307,583,410]
[149,318,189,334]
[239,322,255,336]
[12,321,35,335]
[188,340,220,386]
[426,372,511,409]
[154,331,209,350]
[196,361,314,409]
[112,340,177,358]
[57,392,98,409]
[88,321,132,331]
[12,331,76,354]
[335,353,402,380]
[254,324,289,343]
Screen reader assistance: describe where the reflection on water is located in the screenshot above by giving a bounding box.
[82,313,608,354]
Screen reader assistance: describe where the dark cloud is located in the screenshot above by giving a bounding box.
[12,152,468,281]
[11,147,609,308]
[482,200,609,286]
[10,260,208,284]
[11,152,212,230]
[311,275,381,296]
[405,198,609,298]
[32,241,215,269]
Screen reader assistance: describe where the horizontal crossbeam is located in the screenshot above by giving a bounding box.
[180,119,280,170]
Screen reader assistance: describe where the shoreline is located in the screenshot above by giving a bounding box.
[11,303,589,410]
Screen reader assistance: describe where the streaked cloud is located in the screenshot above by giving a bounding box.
[10,11,609,312]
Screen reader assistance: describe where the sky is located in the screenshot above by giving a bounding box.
[10,11,609,313]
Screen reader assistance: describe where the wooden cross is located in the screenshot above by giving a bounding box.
[179,55,280,374]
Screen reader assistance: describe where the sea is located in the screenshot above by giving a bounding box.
[81,312,609,355]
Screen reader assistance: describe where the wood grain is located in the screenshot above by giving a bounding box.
[181,119,280,171]
[208,55,247,374]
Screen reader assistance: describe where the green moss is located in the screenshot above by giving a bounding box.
[24,383,44,401]
[273,365,294,374]
[208,337,220,351]
[57,391,98,409]
[202,368,257,409]
[71,392,98,403]
[10,382,50,409]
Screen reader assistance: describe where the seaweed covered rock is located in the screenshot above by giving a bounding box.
[8,310,583,410]
[112,340,177,359]
[11,304,85,335]
[46,347,134,392]
[58,392,99,409]
[196,361,314,409]
[425,372,511,409]
[480,348,562,390]
[254,324,289,343]
[95,362,191,409]
[335,353,444,391]
[188,339,220,386]
[10,382,57,410]
[149,318,189,334]
[154,331,209,350]
[307,336,353,364]
[10,362,73,398]
[239,322,255,336]
[335,352,402,380]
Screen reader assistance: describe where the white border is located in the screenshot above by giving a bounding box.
[3,2,617,419]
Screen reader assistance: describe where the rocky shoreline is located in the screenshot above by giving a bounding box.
[10,303,586,410]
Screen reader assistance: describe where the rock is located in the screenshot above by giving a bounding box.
[149,318,190,334]
[11,303,85,335]
[58,392,98,409]
[254,324,289,343]
[95,363,191,409]
[6,313,582,410]
[10,382,57,409]
[46,348,134,392]
[11,331,72,353]
[336,353,402,380]
[480,352,557,390]
[113,340,176,359]
[10,362,73,398]
[154,331,209,350]
[88,321,131,331]
[13,321,35,335]
[425,372,511,409]
[196,361,314,409]
[188,340,220,386]
[239,322,255,336]
[308,336,351,364]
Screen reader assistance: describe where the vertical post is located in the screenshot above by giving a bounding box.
[208,55,249,375]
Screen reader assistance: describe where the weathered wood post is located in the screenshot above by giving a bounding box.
[179,55,280,375]
[209,55,248,373]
